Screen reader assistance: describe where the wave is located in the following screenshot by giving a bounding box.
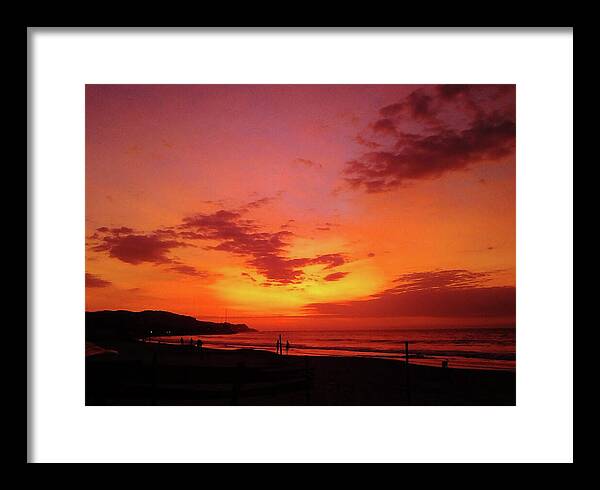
[191,339,515,361]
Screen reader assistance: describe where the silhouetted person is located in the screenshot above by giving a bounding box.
[180,337,184,345]
[197,339,203,353]
[276,338,280,355]
[190,338,194,346]
[286,340,290,355]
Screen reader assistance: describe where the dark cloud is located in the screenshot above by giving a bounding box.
[85,273,112,288]
[154,227,179,237]
[380,90,436,121]
[167,264,208,277]
[241,272,257,282]
[90,198,349,285]
[89,229,210,278]
[391,269,493,292]
[437,84,470,100]
[91,229,192,265]
[244,197,276,211]
[246,251,348,285]
[346,85,515,192]
[316,222,339,231]
[310,253,346,270]
[370,118,397,136]
[96,226,134,235]
[323,271,349,282]
[179,209,348,285]
[354,135,382,149]
[304,269,515,319]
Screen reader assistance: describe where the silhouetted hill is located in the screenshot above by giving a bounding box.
[86,309,256,341]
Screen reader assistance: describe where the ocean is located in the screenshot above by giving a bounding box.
[158,327,516,371]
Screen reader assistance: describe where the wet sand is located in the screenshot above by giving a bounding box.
[86,340,516,406]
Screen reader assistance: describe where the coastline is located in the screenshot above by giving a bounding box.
[152,328,516,372]
[86,340,516,406]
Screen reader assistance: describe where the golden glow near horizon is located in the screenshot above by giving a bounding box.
[86,85,516,329]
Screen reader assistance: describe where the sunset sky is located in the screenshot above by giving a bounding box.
[86,84,515,330]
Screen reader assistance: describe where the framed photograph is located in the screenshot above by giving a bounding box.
[28,27,573,463]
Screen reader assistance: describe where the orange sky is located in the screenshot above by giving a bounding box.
[86,85,515,330]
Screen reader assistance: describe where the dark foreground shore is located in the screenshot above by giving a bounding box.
[86,340,515,406]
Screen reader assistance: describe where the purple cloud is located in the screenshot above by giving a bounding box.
[346,85,515,192]
[305,269,515,319]
[179,209,348,284]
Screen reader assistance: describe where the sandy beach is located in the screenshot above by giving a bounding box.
[86,340,516,406]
